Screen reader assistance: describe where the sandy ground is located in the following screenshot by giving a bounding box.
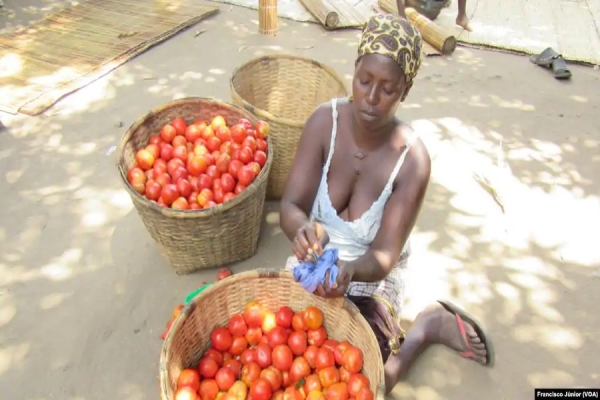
[1,1,600,399]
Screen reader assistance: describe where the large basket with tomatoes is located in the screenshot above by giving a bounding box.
[230,55,348,200]
[160,269,385,400]
[117,98,273,274]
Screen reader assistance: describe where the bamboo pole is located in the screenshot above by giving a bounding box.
[259,0,278,35]
[377,0,457,55]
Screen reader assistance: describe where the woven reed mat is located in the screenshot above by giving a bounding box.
[298,0,368,29]
[433,0,600,65]
[0,0,219,116]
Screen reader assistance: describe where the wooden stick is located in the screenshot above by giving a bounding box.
[377,0,457,55]
[258,0,278,35]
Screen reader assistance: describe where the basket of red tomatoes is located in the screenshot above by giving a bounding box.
[117,98,272,274]
[159,269,385,400]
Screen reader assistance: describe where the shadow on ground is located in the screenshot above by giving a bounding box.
[0,3,599,400]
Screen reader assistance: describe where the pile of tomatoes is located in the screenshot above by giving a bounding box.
[126,115,269,210]
[174,301,373,400]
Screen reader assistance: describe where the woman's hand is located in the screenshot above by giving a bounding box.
[315,260,354,298]
[293,222,330,262]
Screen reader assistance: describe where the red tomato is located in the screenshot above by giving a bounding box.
[223,192,235,203]
[234,183,246,195]
[250,378,273,400]
[197,188,214,208]
[318,366,340,389]
[245,326,263,346]
[223,359,242,379]
[173,135,187,148]
[315,347,335,370]
[260,367,283,391]
[171,167,188,184]
[229,335,248,356]
[207,165,221,181]
[255,343,273,368]
[304,374,322,393]
[237,166,256,187]
[341,347,364,374]
[148,134,161,145]
[199,379,220,400]
[307,327,327,348]
[206,136,222,153]
[194,143,209,155]
[215,367,236,391]
[326,382,349,400]
[228,314,248,336]
[322,339,339,352]
[232,148,241,161]
[214,187,225,204]
[172,197,190,210]
[255,121,270,138]
[136,149,155,170]
[186,124,203,143]
[160,143,174,161]
[275,306,294,328]
[347,374,370,397]
[283,386,306,400]
[202,125,215,140]
[153,158,168,174]
[289,356,311,383]
[217,267,232,281]
[288,331,308,356]
[197,174,213,191]
[240,348,256,365]
[355,387,373,400]
[172,117,187,136]
[174,386,199,400]
[144,180,160,201]
[225,160,242,180]
[161,124,177,143]
[292,312,308,331]
[173,146,189,163]
[167,158,185,175]
[211,327,233,352]
[217,174,234,195]
[188,155,208,176]
[243,301,266,328]
[204,348,224,366]
[215,126,232,142]
[241,362,261,387]
[272,344,293,371]
[338,367,351,383]
[303,307,324,330]
[211,115,226,130]
[334,341,351,366]
[238,118,253,130]
[239,147,254,164]
[230,124,247,144]
[145,143,160,159]
[303,345,319,369]
[266,326,289,348]
[254,150,267,167]
[257,138,268,152]
[177,368,200,391]
[247,161,261,177]
[176,179,192,198]
[262,312,277,334]
[199,357,219,378]
[160,184,179,206]
[203,152,216,167]
[243,136,258,153]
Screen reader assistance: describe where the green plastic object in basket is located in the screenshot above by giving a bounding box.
[184,283,212,305]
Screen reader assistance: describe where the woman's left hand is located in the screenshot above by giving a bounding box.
[315,260,354,298]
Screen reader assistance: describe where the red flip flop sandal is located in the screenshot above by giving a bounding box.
[438,300,495,367]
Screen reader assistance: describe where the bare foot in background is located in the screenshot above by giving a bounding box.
[456,13,472,31]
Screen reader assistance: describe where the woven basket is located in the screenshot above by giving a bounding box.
[230,55,348,200]
[160,269,385,400]
[117,98,273,274]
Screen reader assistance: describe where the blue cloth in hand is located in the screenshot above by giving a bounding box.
[293,248,339,293]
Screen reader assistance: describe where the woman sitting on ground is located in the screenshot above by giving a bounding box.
[280,14,493,393]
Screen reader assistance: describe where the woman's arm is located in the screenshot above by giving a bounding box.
[347,139,431,282]
[280,103,332,241]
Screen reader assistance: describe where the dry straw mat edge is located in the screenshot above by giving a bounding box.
[159,269,385,400]
[230,55,348,200]
[117,98,272,274]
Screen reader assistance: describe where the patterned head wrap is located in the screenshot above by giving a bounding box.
[357,14,423,84]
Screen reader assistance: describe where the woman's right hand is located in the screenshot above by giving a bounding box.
[293,222,330,262]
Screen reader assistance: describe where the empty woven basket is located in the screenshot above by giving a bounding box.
[230,55,348,199]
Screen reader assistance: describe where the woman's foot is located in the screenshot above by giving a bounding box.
[456,13,472,31]
[419,302,489,365]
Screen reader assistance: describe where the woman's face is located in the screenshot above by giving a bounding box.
[351,54,411,131]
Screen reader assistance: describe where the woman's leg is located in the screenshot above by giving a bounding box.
[455,0,472,31]
[384,302,490,393]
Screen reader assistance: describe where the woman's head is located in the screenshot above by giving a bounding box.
[352,14,423,131]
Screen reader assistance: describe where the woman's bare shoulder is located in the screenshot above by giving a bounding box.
[302,100,335,141]
[396,123,431,182]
